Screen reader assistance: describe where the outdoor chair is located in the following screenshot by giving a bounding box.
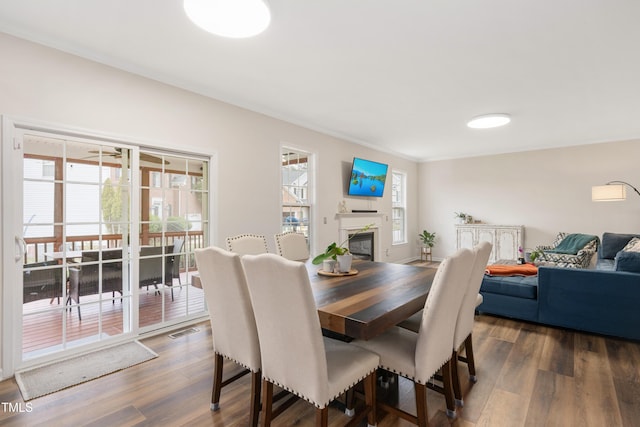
[23,261,63,304]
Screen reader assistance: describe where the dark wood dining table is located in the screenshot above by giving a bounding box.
[307,259,436,340]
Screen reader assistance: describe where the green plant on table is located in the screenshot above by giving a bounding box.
[454,211,468,221]
[312,223,374,265]
[529,249,543,262]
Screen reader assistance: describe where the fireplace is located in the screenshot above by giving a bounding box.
[349,232,374,261]
[337,212,384,263]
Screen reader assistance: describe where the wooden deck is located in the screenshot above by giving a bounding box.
[21,278,205,358]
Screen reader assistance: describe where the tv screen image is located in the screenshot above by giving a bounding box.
[348,157,389,197]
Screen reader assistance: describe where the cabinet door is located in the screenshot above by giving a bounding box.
[457,227,475,250]
[495,228,520,261]
[477,229,496,262]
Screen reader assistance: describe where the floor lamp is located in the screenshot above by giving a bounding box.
[592,181,640,201]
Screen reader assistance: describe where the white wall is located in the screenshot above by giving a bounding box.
[419,140,640,259]
[0,32,418,259]
[0,33,418,375]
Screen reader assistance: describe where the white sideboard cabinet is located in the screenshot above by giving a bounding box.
[455,224,524,263]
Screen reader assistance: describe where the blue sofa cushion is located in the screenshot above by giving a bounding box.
[480,275,538,299]
[601,232,640,259]
[596,258,615,270]
[614,251,640,273]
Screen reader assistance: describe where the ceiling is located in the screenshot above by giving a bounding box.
[1,0,639,162]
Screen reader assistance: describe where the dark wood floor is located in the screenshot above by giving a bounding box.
[2,313,639,426]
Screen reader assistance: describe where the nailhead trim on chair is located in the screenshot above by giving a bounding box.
[217,352,260,373]
[378,358,450,385]
[262,367,377,409]
[225,234,269,253]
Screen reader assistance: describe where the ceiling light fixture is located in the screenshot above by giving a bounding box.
[467,113,511,129]
[183,0,271,38]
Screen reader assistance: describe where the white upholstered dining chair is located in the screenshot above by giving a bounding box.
[194,247,262,426]
[241,253,380,427]
[450,241,492,406]
[274,231,310,261]
[352,248,474,426]
[225,233,269,255]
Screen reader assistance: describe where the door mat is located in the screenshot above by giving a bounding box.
[15,340,158,401]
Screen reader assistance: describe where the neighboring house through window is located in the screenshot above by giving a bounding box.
[281,147,312,246]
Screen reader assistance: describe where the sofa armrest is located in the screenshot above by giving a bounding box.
[538,266,640,340]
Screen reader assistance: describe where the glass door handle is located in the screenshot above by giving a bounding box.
[15,236,27,262]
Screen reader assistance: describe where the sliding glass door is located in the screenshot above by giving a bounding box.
[20,133,134,360]
[2,119,209,374]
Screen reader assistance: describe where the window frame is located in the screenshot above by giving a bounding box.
[391,169,407,245]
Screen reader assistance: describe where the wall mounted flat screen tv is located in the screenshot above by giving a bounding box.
[347,157,389,197]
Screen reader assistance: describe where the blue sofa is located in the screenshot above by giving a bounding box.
[478,232,640,341]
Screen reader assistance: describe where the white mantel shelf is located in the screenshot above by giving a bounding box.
[335,212,386,218]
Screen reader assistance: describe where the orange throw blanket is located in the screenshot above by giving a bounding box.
[485,263,538,276]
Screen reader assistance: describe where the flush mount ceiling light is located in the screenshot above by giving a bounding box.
[467,113,511,129]
[183,0,271,38]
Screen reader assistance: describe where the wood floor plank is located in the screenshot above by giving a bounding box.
[457,335,513,423]
[538,326,575,377]
[495,326,546,398]
[486,316,522,343]
[574,338,623,427]
[474,388,529,427]
[524,369,576,427]
[605,338,640,426]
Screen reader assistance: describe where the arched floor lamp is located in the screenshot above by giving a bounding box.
[592,181,640,201]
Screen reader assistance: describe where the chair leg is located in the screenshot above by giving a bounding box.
[441,359,456,419]
[464,334,477,382]
[364,371,377,427]
[451,350,463,407]
[211,353,223,411]
[415,382,429,427]
[345,388,355,417]
[315,406,329,427]
[262,380,274,427]
[249,371,261,427]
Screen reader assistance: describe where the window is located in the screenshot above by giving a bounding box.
[281,148,312,243]
[392,170,406,244]
[41,160,55,178]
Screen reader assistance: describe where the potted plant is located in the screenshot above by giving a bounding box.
[419,229,436,248]
[312,223,373,272]
[454,212,474,224]
[529,248,543,263]
[454,212,468,224]
[418,230,436,261]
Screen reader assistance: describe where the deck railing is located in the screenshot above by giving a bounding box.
[24,231,205,271]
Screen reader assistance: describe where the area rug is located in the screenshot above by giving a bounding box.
[15,340,158,401]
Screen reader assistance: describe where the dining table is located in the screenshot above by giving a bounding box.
[307,259,436,341]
